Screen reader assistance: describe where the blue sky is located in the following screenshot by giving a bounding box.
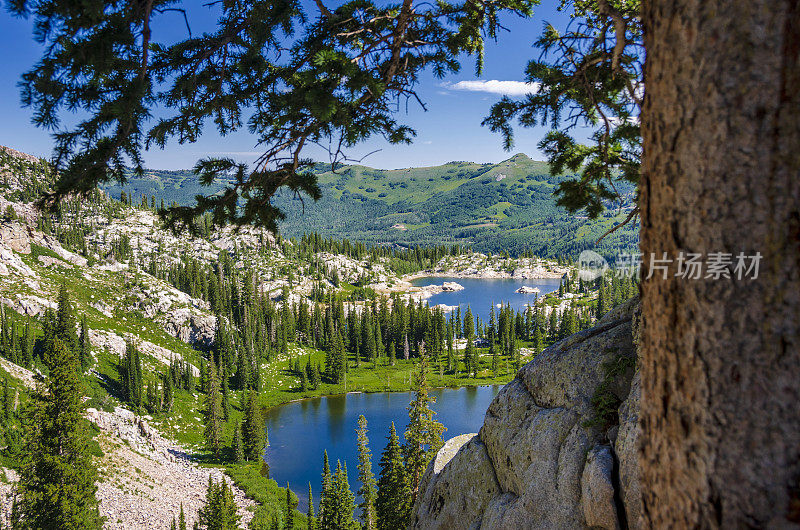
[0,2,573,170]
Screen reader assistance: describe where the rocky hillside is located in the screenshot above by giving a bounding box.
[411,298,641,529]
[0,145,584,527]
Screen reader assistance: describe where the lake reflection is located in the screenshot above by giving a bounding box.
[263,386,501,512]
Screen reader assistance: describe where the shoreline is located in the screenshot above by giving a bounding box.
[402,268,567,281]
[266,383,506,410]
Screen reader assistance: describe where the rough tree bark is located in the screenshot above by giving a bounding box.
[640,0,800,527]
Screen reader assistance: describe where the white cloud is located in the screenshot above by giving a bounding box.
[608,116,640,126]
[442,79,540,97]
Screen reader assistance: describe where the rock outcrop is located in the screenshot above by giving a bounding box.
[0,222,30,254]
[441,281,464,292]
[411,298,641,530]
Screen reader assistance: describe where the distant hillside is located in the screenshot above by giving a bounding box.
[102,153,638,258]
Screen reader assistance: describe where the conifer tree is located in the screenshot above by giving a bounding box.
[235,348,250,391]
[548,309,559,342]
[286,484,295,530]
[374,324,384,368]
[319,451,332,530]
[329,461,358,530]
[491,347,499,378]
[78,314,90,371]
[22,318,34,368]
[204,360,223,460]
[122,341,143,409]
[376,422,411,530]
[242,390,265,461]
[463,306,476,376]
[233,422,244,463]
[404,355,446,500]
[55,284,78,357]
[196,477,241,529]
[221,371,231,421]
[300,369,308,392]
[200,359,209,394]
[356,415,377,530]
[533,327,544,354]
[163,374,174,413]
[146,380,161,414]
[15,338,103,528]
[325,327,346,385]
[2,378,11,422]
[307,482,316,530]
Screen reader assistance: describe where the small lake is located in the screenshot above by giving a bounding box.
[263,386,501,512]
[411,276,563,321]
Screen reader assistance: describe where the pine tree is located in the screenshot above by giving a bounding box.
[463,306,476,376]
[548,308,559,342]
[200,359,209,394]
[78,314,91,371]
[286,484,295,530]
[15,338,103,528]
[2,378,11,422]
[404,355,446,501]
[319,451,332,530]
[122,341,143,409]
[178,503,187,530]
[325,327,346,385]
[242,390,265,461]
[307,482,316,530]
[163,374,174,413]
[596,280,606,318]
[233,422,244,463]
[533,327,544,354]
[300,369,308,392]
[146,380,161,414]
[204,360,223,460]
[196,477,241,529]
[221,370,231,421]
[329,461,358,530]
[491,341,499,378]
[356,415,377,530]
[55,284,79,357]
[376,422,411,530]
[374,324,384,368]
[22,318,34,368]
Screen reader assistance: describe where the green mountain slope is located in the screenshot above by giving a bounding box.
[103,153,638,258]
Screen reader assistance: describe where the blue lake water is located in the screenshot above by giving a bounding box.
[263,386,501,512]
[411,276,563,321]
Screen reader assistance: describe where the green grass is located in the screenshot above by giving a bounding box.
[27,243,64,263]
[225,463,308,529]
[150,343,518,451]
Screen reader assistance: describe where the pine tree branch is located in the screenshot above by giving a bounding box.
[595,205,639,244]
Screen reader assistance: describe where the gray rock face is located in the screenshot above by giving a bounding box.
[411,434,501,530]
[0,222,30,254]
[581,445,619,530]
[411,299,642,530]
[615,371,642,529]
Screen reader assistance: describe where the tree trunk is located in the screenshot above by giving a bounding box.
[640,0,800,527]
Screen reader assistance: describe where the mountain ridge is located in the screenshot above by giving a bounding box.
[100,152,637,259]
